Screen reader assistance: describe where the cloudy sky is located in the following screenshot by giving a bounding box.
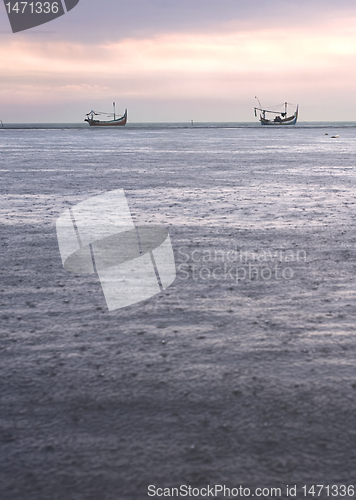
[1,0,356,122]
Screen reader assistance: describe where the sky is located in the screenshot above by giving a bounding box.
[1,0,356,122]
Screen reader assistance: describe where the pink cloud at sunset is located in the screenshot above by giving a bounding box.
[1,13,356,122]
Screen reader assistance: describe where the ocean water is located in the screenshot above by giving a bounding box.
[1,123,356,499]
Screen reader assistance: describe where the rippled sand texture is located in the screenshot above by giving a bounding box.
[1,125,356,499]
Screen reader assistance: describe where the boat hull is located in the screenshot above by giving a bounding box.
[85,110,127,127]
[260,106,298,126]
[260,115,297,125]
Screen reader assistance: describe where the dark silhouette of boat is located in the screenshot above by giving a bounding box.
[85,103,127,127]
[254,97,298,125]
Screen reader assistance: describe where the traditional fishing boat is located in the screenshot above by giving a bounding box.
[85,103,127,126]
[254,97,298,125]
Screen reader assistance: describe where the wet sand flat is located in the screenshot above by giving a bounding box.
[1,125,356,499]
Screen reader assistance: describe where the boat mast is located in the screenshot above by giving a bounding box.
[113,102,116,121]
[285,101,287,116]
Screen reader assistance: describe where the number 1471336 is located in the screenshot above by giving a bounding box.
[302,485,355,497]
[5,2,59,14]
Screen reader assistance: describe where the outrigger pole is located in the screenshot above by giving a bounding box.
[255,96,262,108]
[255,98,293,117]
[254,107,287,115]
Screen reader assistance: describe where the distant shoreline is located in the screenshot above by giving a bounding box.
[1,121,356,130]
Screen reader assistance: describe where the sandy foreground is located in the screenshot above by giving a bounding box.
[1,126,356,499]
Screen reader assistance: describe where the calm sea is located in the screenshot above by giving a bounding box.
[1,121,356,498]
